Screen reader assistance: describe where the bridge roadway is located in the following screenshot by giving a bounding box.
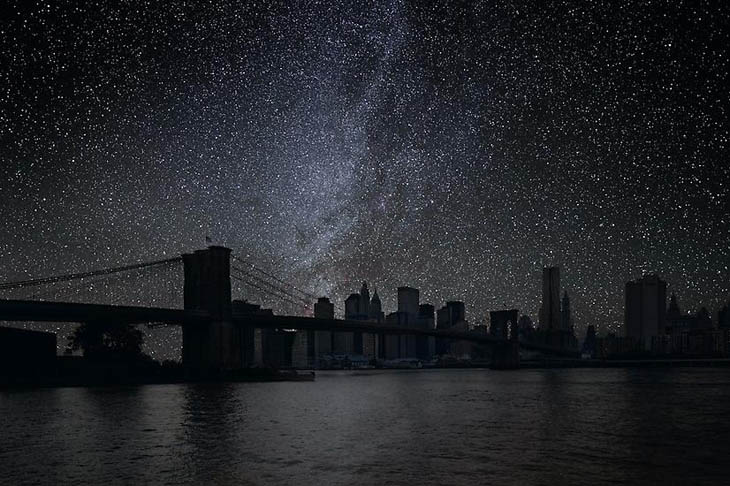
[0,299,577,357]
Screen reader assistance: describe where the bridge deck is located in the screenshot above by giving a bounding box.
[0,299,577,357]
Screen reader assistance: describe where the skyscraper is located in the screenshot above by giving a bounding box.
[561,291,572,331]
[313,297,334,358]
[624,274,667,350]
[436,300,467,356]
[719,301,730,329]
[417,304,436,360]
[437,301,465,330]
[359,281,370,317]
[344,293,361,319]
[398,286,420,316]
[369,288,384,322]
[516,314,535,342]
[314,297,334,319]
[539,267,561,330]
[344,293,362,354]
[582,325,597,357]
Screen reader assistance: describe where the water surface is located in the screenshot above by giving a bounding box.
[2,368,729,485]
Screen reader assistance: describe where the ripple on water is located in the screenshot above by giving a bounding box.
[2,369,730,485]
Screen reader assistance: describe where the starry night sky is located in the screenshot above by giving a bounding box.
[1,1,729,357]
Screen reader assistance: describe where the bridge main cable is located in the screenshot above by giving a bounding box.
[231,265,312,306]
[230,254,318,301]
[0,257,182,291]
[230,273,310,310]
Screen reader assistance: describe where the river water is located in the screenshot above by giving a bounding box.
[1,368,729,485]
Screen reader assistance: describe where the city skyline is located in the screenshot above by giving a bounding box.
[3,3,730,485]
[1,1,728,353]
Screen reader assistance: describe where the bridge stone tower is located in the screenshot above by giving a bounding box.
[490,309,520,369]
[182,246,239,370]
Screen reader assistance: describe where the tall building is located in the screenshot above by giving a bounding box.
[561,291,572,331]
[539,267,561,330]
[398,287,420,316]
[314,297,334,319]
[359,282,370,317]
[437,301,465,330]
[436,300,467,356]
[666,293,691,334]
[344,283,379,358]
[489,309,519,341]
[380,286,421,360]
[367,287,384,358]
[582,325,597,357]
[343,293,362,354]
[719,301,730,329]
[417,304,436,360]
[345,293,361,319]
[313,297,334,358]
[695,307,713,330]
[624,274,667,350]
[369,288,384,322]
[516,314,535,342]
[419,304,435,320]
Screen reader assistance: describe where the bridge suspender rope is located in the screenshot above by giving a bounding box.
[230,265,312,307]
[230,273,310,310]
[0,257,182,291]
[230,254,317,301]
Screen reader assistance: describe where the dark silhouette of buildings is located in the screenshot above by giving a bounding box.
[489,309,519,341]
[534,267,578,351]
[342,282,378,358]
[720,301,730,329]
[315,297,335,319]
[312,297,334,358]
[341,292,359,354]
[649,293,720,356]
[436,300,467,356]
[516,314,535,342]
[0,245,601,380]
[359,282,370,316]
[381,286,435,361]
[387,286,420,359]
[489,310,521,369]
[398,286,419,315]
[539,267,561,331]
[437,301,466,329]
[666,294,713,334]
[232,300,285,368]
[345,293,361,319]
[561,291,572,331]
[582,325,597,358]
[416,304,435,360]
[666,293,684,333]
[369,288,384,322]
[624,274,667,350]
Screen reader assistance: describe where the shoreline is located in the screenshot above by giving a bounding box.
[6,358,730,389]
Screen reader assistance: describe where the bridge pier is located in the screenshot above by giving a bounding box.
[491,341,520,369]
[182,246,240,370]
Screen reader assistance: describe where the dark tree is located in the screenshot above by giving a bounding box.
[67,321,144,361]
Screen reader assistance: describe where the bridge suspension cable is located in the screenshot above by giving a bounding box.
[230,254,318,301]
[22,259,180,302]
[0,257,182,291]
[231,265,312,307]
[230,273,310,311]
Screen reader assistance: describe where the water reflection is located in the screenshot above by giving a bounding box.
[178,383,248,483]
[2,369,730,485]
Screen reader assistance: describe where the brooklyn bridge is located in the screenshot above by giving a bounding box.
[0,246,576,370]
